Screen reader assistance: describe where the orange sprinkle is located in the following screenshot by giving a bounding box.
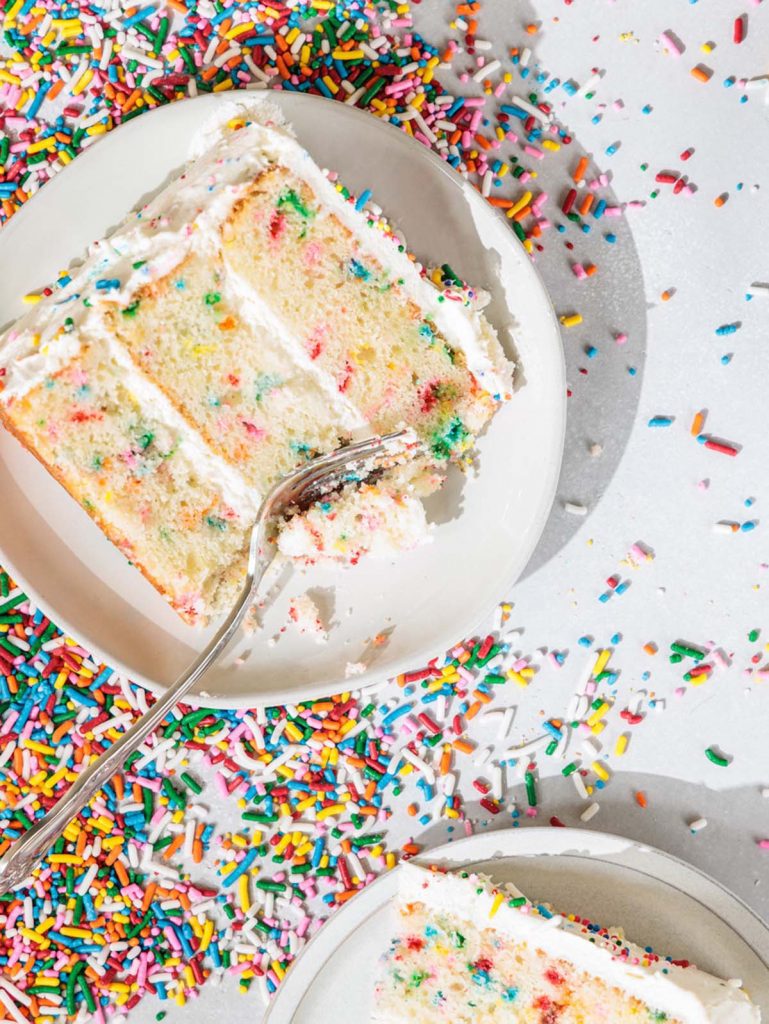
[525,22,539,34]
[661,289,674,301]
[402,843,421,856]
[453,738,475,755]
[162,834,185,861]
[714,192,728,207]
[690,65,712,83]
[635,791,648,808]
[141,882,157,913]
[407,803,418,816]
[690,409,706,436]
[114,859,130,888]
[572,156,589,183]
[643,642,658,655]
[488,197,514,209]
[335,890,358,903]
[579,193,594,217]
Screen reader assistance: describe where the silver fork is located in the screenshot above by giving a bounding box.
[0,429,420,893]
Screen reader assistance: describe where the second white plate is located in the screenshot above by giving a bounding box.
[266,828,769,1024]
[0,92,565,706]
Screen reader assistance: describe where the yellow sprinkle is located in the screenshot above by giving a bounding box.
[47,854,82,865]
[19,927,49,946]
[586,701,610,728]
[23,739,55,755]
[22,293,43,304]
[505,190,532,218]
[560,313,583,328]
[592,649,611,677]
[507,669,529,687]
[59,926,103,943]
[26,137,56,155]
[271,961,286,981]
[592,760,610,782]
[489,892,504,918]
[71,67,94,96]
[225,21,254,39]
[199,919,214,953]
[542,139,560,151]
[238,872,251,914]
[614,733,629,756]
[316,803,345,821]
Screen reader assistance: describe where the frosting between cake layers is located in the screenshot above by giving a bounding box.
[398,863,760,1024]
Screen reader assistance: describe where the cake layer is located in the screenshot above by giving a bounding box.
[105,253,352,493]
[0,343,254,622]
[225,166,496,459]
[372,864,760,1024]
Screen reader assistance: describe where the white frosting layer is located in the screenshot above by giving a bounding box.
[398,864,760,1024]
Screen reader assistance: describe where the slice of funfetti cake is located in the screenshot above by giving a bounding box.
[0,99,513,623]
[372,863,760,1024]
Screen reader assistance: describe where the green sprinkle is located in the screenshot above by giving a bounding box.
[705,746,731,767]
[562,762,579,777]
[508,896,526,908]
[0,592,26,615]
[749,629,760,642]
[179,771,202,794]
[524,770,537,807]
[670,641,705,661]
[255,879,287,892]
[204,291,221,305]
[121,299,140,317]
[277,188,314,220]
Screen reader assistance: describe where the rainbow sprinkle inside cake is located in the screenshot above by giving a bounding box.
[0,99,512,624]
[372,863,760,1024]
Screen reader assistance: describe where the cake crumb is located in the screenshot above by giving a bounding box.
[287,594,329,644]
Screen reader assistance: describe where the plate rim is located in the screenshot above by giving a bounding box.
[264,825,769,1022]
[0,91,566,707]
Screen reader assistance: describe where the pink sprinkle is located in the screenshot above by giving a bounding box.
[660,30,684,57]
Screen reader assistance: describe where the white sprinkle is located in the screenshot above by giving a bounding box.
[400,747,436,785]
[572,771,589,800]
[564,501,588,516]
[76,863,99,896]
[509,94,551,125]
[498,705,515,740]
[474,746,492,767]
[689,817,708,833]
[473,58,500,80]
[580,802,600,822]
[504,735,548,759]
[577,71,602,96]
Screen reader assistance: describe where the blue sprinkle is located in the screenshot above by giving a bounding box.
[715,323,739,335]
[648,416,674,427]
[354,189,372,212]
[741,521,757,533]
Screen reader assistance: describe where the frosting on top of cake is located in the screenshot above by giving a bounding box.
[399,863,760,1024]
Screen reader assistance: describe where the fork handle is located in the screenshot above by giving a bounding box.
[0,556,267,894]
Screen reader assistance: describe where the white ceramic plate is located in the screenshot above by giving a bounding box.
[265,827,769,1023]
[0,92,565,707]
